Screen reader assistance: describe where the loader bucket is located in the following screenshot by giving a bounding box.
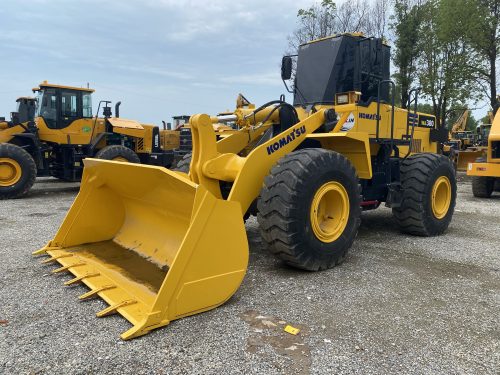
[34,159,249,340]
[456,150,483,171]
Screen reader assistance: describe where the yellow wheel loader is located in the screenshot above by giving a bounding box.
[467,109,500,197]
[0,82,177,199]
[34,34,456,340]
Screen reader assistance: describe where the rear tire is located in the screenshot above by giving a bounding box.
[0,143,36,199]
[257,148,361,271]
[472,176,495,198]
[393,153,456,236]
[494,178,500,192]
[95,145,140,163]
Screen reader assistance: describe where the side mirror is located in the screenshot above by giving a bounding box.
[281,56,293,80]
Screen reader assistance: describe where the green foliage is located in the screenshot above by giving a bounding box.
[391,0,423,109]
[297,0,336,20]
[416,103,434,114]
[415,0,479,127]
[463,0,500,115]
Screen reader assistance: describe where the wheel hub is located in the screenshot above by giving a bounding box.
[310,182,350,243]
[431,176,451,219]
[0,158,22,187]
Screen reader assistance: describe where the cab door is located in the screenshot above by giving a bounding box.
[60,90,81,129]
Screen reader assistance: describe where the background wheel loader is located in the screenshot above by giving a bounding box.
[467,109,500,197]
[442,110,490,171]
[0,81,179,199]
[0,96,37,129]
[34,33,456,340]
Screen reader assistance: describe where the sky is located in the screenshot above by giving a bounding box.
[0,0,313,125]
[0,0,492,126]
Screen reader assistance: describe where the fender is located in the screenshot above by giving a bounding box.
[306,132,372,179]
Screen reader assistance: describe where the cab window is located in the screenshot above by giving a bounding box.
[61,91,78,117]
[82,92,92,117]
[37,89,58,128]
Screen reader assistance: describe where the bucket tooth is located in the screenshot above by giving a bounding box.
[96,300,137,318]
[79,285,116,300]
[33,243,64,256]
[64,273,100,286]
[51,262,85,274]
[42,254,73,264]
[33,248,48,256]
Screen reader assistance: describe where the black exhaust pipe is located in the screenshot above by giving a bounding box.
[115,101,121,118]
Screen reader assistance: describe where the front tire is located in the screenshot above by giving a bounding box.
[257,148,361,271]
[0,143,37,199]
[393,153,456,236]
[95,145,140,163]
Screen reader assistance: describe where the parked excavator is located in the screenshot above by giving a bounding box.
[0,82,178,199]
[34,34,456,340]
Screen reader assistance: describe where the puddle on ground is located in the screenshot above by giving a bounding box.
[239,310,311,374]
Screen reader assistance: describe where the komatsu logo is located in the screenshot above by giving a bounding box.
[359,113,381,120]
[341,112,355,131]
[266,126,306,155]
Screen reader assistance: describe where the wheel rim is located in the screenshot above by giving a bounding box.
[0,158,22,187]
[310,182,350,243]
[112,156,128,162]
[431,176,451,219]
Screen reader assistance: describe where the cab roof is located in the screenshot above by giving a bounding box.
[300,32,390,47]
[32,80,95,93]
[16,96,35,102]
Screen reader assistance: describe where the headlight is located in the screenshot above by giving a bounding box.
[336,94,349,105]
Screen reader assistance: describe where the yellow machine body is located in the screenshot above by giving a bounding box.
[467,110,500,177]
[160,129,180,150]
[35,93,439,338]
[456,148,486,171]
[0,124,26,143]
[296,102,438,155]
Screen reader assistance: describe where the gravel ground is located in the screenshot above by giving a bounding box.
[0,174,499,374]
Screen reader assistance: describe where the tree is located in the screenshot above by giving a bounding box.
[287,0,390,54]
[464,0,500,115]
[416,0,478,127]
[287,0,337,53]
[390,0,425,108]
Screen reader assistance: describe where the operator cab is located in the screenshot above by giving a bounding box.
[282,33,391,107]
[173,115,190,130]
[33,81,94,129]
[11,97,37,124]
